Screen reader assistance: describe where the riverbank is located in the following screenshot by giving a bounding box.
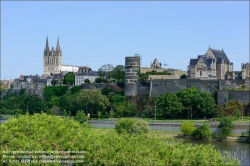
[94,128,249,143]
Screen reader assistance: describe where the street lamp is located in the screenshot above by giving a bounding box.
[154,102,157,123]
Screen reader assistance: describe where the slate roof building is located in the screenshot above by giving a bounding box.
[187,47,235,80]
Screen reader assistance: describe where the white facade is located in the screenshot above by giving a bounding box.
[75,74,99,85]
[62,65,79,73]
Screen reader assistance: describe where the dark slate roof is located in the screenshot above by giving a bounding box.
[210,48,230,63]
[76,72,99,76]
[216,57,223,64]
[201,56,212,70]
[189,59,199,66]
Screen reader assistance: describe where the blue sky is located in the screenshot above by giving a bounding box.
[1,1,249,80]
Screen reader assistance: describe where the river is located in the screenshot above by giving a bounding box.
[183,140,250,166]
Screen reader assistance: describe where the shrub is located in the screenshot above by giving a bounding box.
[75,110,88,124]
[247,129,250,142]
[131,120,150,134]
[219,117,234,138]
[84,79,90,83]
[115,118,136,134]
[193,123,211,139]
[180,121,195,136]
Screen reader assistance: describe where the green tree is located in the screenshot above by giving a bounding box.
[193,123,211,139]
[115,118,136,134]
[180,74,187,79]
[77,89,110,115]
[75,110,88,124]
[70,85,81,94]
[95,77,103,83]
[131,120,151,134]
[84,79,90,83]
[219,117,234,138]
[109,65,125,83]
[63,72,75,85]
[180,121,195,136]
[156,93,183,119]
[51,79,58,86]
[98,64,114,80]
[23,95,47,114]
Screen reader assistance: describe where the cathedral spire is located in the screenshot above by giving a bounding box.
[56,35,62,55]
[44,36,50,55]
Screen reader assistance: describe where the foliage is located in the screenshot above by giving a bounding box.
[23,95,47,114]
[84,79,90,83]
[97,111,101,119]
[76,89,110,115]
[51,79,58,86]
[131,120,151,134]
[193,123,211,140]
[156,93,184,119]
[70,85,81,94]
[180,121,195,136]
[109,65,125,83]
[217,101,248,117]
[115,118,136,134]
[137,69,171,81]
[0,114,240,165]
[180,74,187,79]
[177,87,217,118]
[75,110,88,124]
[95,77,107,83]
[218,117,234,138]
[63,72,75,85]
[44,86,68,101]
[111,94,125,106]
[98,64,114,80]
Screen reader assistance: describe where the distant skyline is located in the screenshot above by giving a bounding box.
[1,1,249,80]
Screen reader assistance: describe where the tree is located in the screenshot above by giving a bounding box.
[219,117,234,138]
[63,72,75,85]
[180,74,187,79]
[193,123,211,139]
[22,95,47,114]
[51,79,58,86]
[156,93,184,119]
[176,87,216,118]
[180,121,195,136]
[98,64,114,80]
[84,79,90,83]
[109,65,125,83]
[95,77,103,83]
[75,110,88,124]
[77,89,110,115]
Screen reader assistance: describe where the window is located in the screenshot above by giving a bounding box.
[200,71,202,76]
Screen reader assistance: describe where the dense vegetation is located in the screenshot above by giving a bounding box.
[137,69,171,81]
[0,114,240,165]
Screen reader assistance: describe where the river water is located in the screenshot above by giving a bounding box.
[183,140,250,166]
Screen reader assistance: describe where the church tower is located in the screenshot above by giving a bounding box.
[43,36,62,77]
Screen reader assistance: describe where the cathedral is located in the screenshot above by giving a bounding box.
[43,36,62,77]
[43,36,79,77]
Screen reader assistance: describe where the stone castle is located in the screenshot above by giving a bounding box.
[187,47,235,80]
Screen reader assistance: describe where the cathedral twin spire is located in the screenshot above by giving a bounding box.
[44,35,61,56]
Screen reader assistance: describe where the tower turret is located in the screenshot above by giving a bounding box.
[56,35,62,56]
[44,36,50,55]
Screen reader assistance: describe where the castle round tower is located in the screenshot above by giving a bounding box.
[125,55,141,96]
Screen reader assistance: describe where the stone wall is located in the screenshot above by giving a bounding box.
[218,80,245,90]
[150,79,186,97]
[186,79,216,93]
[148,75,176,80]
[217,90,250,105]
